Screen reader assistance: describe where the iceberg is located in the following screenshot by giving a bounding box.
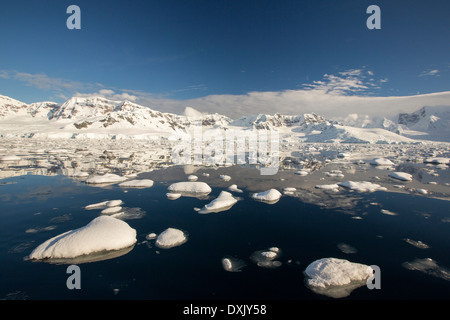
[167,181,212,194]
[28,216,137,262]
[198,191,238,214]
[304,257,373,298]
[251,189,282,203]
[155,228,188,249]
[118,179,154,188]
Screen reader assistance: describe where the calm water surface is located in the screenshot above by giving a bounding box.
[0,171,449,300]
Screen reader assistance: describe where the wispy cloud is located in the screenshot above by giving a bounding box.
[419,69,440,77]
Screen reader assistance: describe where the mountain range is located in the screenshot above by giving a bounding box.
[0,94,449,143]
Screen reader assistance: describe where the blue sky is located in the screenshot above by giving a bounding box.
[0,0,449,117]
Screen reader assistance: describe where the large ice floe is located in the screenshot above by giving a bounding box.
[27,216,137,264]
[251,189,282,204]
[167,181,212,196]
[197,191,238,214]
[155,228,188,249]
[304,258,373,298]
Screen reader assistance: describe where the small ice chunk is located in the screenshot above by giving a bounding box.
[220,175,231,181]
[403,238,430,249]
[198,191,238,214]
[381,209,398,216]
[424,157,450,164]
[304,258,373,298]
[416,188,428,195]
[315,184,340,191]
[250,247,282,268]
[166,193,181,200]
[187,175,198,181]
[0,155,21,161]
[167,182,212,194]
[283,187,297,192]
[295,170,309,176]
[389,172,413,181]
[252,189,282,203]
[85,174,127,184]
[146,233,157,240]
[155,228,187,249]
[228,184,243,193]
[118,179,154,188]
[337,243,358,254]
[28,216,137,261]
[222,256,247,272]
[370,158,394,166]
[106,200,123,207]
[402,258,450,281]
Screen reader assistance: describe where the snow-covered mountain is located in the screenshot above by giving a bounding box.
[0,93,448,143]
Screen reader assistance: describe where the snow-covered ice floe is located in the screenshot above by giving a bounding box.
[369,158,394,166]
[304,257,373,298]
[167,181,212,195]
[402,258,450,281]
[84,199,123,210]
[27,216,137,263]
[228,184,243,193]
[389,172,413,181]
[166,193,181,200]
[315,184,340,192]
[338,181,387,192]
[198,191,238,214]
[155,228,188,249]
[118,179,154,188]
[424,157,450,165]
[251,189,282,204]
[85,173,128,185]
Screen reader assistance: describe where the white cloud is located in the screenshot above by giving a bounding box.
[419,69,440,77]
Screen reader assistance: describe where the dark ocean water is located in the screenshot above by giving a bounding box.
[0,173,449,300]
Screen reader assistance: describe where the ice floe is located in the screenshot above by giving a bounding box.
[403,238,430,249]
[198,191,238,214]
[222,256,247,272]
[338,181,387,192]
[304,257,373,298]
[187,175,198,181]
[85,173,128,185]
[118,179,154,188]
[155,228,188,249]
[28,216,137,262]
[166,193,181,200]
[380,209,398,216]
[424,157,450,164]
[84,199,123,210]
[315,184,340,192]
[389,172,413,181]
[250,247,282,268]
[402,258,450,281]
[369,158,394,166]
[220,174,231,181]
[337,243,358,254]
[251,189,282,203]
[167,181,212,195]
[101,206,123,215]
[228,184,243,193]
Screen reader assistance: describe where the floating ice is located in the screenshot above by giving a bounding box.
[228,184,243,193]
[304,257,373,298]
[166,193,181,200]
[0,155,21,162]
[315,184,340,191]
[167,181,212,194]
[402,258,450,281]
[222,256,247,272]
[416,188,428,195]
[101,206,122,215]
[85,173,128,185]
[118,179,154,188]
[28,216,137,262]
[337,243,358,254]
[338,181,387,192]
[155,228,188,249]
[389,172,413,181]
[424,157,450,164]
[369,158,394,166]
[84,200,123,210]
[220,175,231,181]
[146,233,157,240]
[403,238,430,249]
[295,170,309,176]
[381,209,398,216]
[251,189,282,203]
[198,191,238,214]
[187,175,198,181]
[250,247,282,268]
